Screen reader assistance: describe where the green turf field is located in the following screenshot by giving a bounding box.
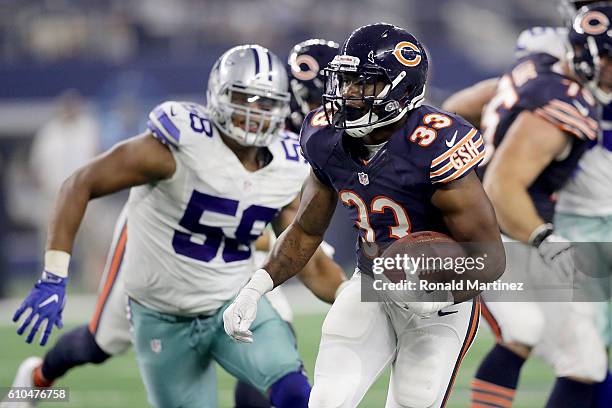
[1,314,554,407]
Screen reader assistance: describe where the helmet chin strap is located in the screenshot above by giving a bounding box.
[345,106,409,138]
[590,83,612,104]
[342,74,423,138]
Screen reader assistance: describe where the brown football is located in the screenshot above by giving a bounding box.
[379,231,466,285]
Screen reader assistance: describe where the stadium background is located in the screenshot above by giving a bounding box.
[0,0,576,406]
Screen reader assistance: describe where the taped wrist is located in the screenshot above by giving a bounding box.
[44,250,71,278]
[244,269,274,297]
[528,223,554,248]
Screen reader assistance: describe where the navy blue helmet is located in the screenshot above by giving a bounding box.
[568,2,612,103]
[287,39,339,132]
[322,23,428,138]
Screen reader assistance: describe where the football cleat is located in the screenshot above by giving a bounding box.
[1,356,43,407]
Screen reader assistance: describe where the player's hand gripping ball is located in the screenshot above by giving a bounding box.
[376,231,465,316]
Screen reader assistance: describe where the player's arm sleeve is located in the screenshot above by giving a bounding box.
[429,126,486,184]
[299,110,334,188]
[147,101,187,148]
[530,97,598,141]
[517,75,599,141]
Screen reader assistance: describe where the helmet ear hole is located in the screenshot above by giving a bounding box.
[568,3,612,103]
[287,39,341,126]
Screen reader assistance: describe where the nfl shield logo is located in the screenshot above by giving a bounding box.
[358,172,369,186]
[150,339,162,354]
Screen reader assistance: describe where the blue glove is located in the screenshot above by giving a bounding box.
[13,271,67,346]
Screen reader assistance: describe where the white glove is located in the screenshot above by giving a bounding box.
[530,224,576,282]
[223,269,274,343]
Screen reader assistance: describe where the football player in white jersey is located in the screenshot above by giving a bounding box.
[442,2,612,406]
[7,44,347,408]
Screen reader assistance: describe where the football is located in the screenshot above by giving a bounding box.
[378,231,467,292]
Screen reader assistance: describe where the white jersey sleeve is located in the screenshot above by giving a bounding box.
[515,26,568,62]
[147,101,213,148]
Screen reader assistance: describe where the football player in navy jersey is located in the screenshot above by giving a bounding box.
[225,23,505,407]
[443,3,612,407]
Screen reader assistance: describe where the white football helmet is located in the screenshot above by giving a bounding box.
[207,45,290,146]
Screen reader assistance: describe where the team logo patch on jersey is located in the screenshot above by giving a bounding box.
[449,138,481,170]
[393,42,422,67]
[430,128,485,184]
[358,172,370,186]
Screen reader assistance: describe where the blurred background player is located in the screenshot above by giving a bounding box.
[8,44,347,408]
[225,23,506,408]
[29,90,106,287]
[443,2,612,407]
[286,39,340,133]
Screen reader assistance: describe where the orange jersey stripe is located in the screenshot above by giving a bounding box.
[549,99,598,129]
[472,379,516,399]
[436,150,485,184]
[430,139,484,177]
[430,161,454,178]
[431,128,478,166]
[544,106,597,139]
[540,106,597,140]
[472,391,512,408]
[472,404,501,408]
[542,105,597,139]
[88,224,127,334]
[534,109,586,140]
[442,299,481,407]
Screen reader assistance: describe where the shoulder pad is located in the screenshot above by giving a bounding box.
[299,108,337,167]
[299,108,338,187]
[514,67,599,141]
[405,106,485,184]
[272,129,309,167]
[147,101,212,147]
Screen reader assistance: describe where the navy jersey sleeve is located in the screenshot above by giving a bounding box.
[299,108,335,187]
[418,111,486,184]
[513,58,599,141]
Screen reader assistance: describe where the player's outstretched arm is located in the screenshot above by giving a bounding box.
[223,170,337,342]
[47,132,175,253]
[13,132,175,346]
[272,196,346,304]
[482,110,580,281]
[482,111,569,243]
[431,171,506,303]
[441,78,499,128]
[266,170,338,285]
